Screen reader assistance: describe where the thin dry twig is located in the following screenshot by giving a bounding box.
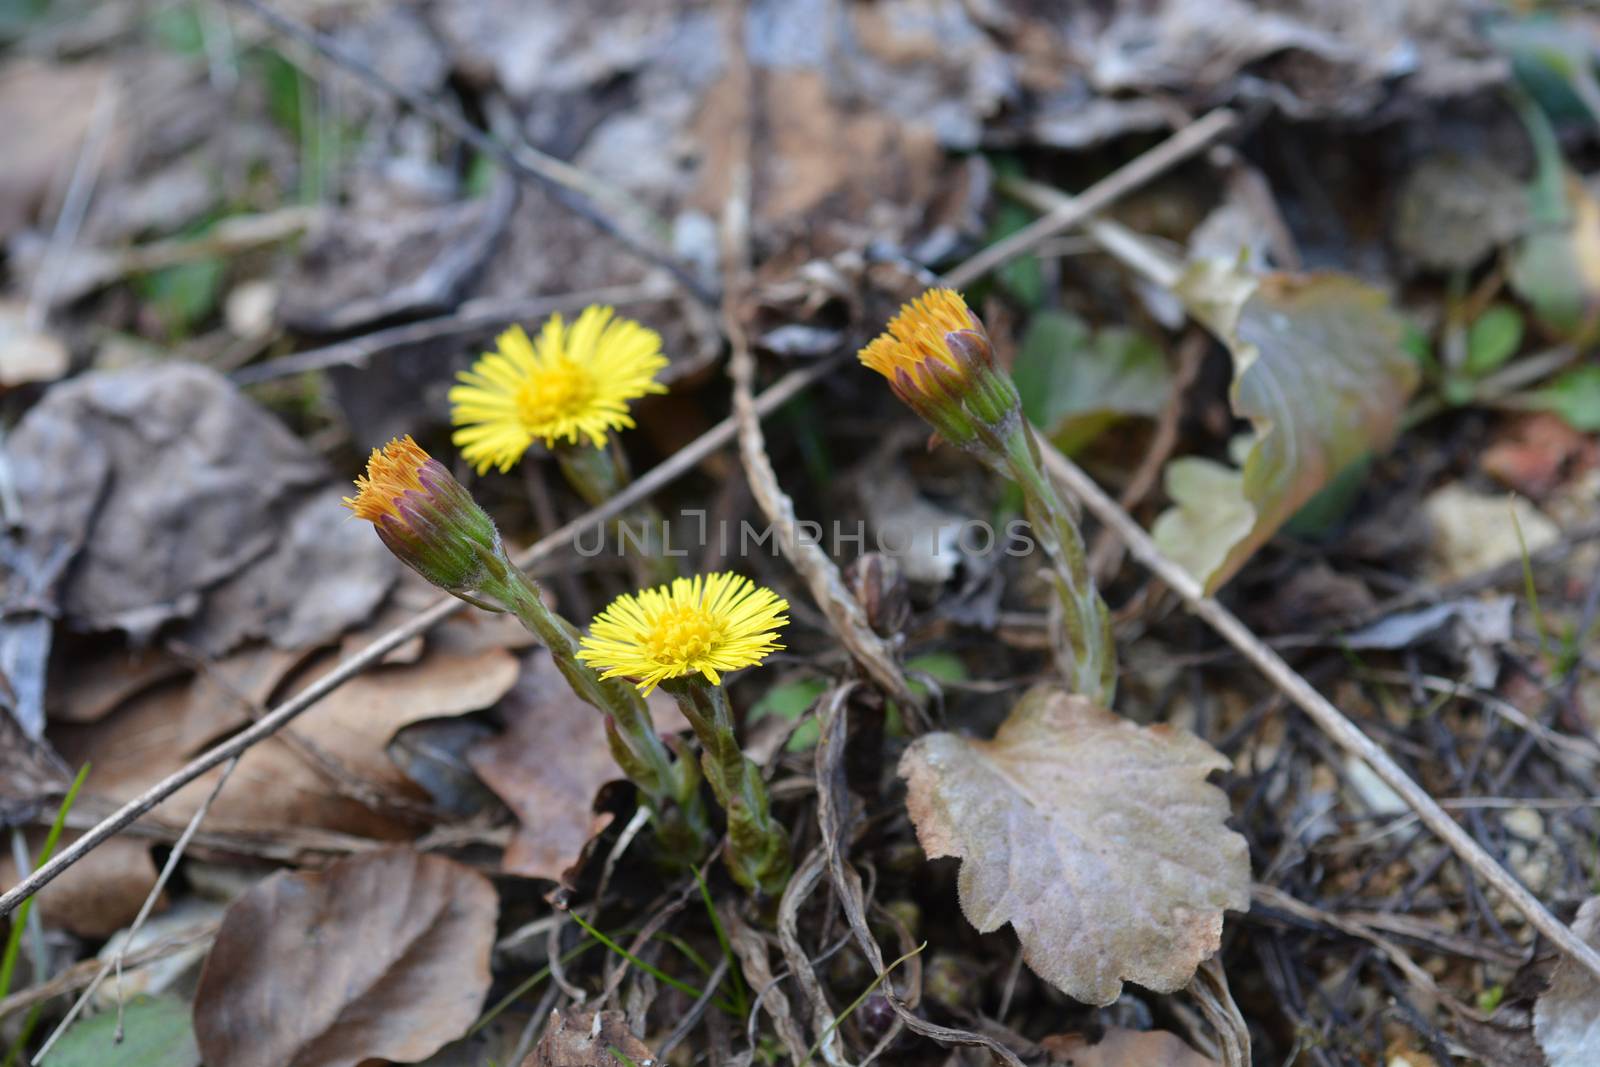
[813,685,1025,1067]
[1037,443,1600,983]
[223,0,714,305]
[943,109,1236,289]
[1251,884,1489,1023]
[26,75,118,329]
[717,33,922,718]
[1088,327,1208,583]
[31,758,241,1065]
[0,358,838,920]
[230,281,677,384]
[0,924,218,1023]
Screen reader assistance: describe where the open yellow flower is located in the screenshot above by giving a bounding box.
[577,573,789,694]
[449,305,668,473]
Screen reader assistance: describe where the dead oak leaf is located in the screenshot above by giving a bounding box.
[469,650,685,883]
[899,686,1250,1005]
[193,848,496,1067]
[1534,896,1600,1067]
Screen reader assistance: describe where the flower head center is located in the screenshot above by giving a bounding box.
[516,358,596,430]
[646,605,724,666]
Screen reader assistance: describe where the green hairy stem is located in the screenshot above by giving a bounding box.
[481,553,709,860]
[557,442,681,587]
[661,677,791,896]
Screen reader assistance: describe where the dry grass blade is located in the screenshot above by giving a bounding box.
[715,16,920,718]
[1037,442,1600,984]
[814,685,1027,1067]
[725,905,809,1065]
[1185,957,1249,1067]
[777,847,845,1066]
[0,360,836,921]
[727,336,922,716]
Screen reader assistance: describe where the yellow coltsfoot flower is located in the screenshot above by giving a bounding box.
[450,305,668,473]
[858,288,1020,450]
[343,435,503,594]
[578,573,789,694]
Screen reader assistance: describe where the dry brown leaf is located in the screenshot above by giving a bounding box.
[467,650,681,883]
[46,643,188,726]
[0,832,158,938]
[192,849,497,1067]
[1041,1028,1218,1066]
[8,364,395,652]
[52,629,520,842]
[0,708,69,826]
[899,686,1250,1005]
[529,1009,656,1067]
[0,60,122,240]
[1534,896,1600,1067]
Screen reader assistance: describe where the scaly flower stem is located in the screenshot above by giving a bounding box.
[557,442,681,587]
[1002,423,1117,707]
[661,677,790,896]
[484,554,709,859]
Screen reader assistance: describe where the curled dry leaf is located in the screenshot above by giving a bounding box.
[55,627,520,844]
[1040,1028,1218,1067]
[530,1009,656,1067]
[1534,896,1600,1067]
[1153,271,1417,592]
[6,364,395,652]
[899,686,1250,1005]
[193,848,497,1067]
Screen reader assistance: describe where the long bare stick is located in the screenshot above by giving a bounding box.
[715,16,921,715]
[1037,444,1600,982]
[0,359,837,920]
[943,109,1235,289]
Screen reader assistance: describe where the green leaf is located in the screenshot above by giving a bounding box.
[1155,270,1418,592]
[990,200,1045,308]
[748,676,828,752]
[1283,453,1372,538]
[1506,89,1600,334]
[1012,311,1171,455]
[1465,304,1526,377]
[1531,365,1600,431]
[134,259,225,337]
[905,651,968,691]
[39,996,199,1067]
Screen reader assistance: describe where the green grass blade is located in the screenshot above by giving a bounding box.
[0,763,90,1001]
[567,911,735,1015]
[804,942,926,1065]
[695,868,748,1017]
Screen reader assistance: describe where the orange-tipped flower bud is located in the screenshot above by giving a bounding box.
[343,436,504,594]
[858,289,1020,448]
